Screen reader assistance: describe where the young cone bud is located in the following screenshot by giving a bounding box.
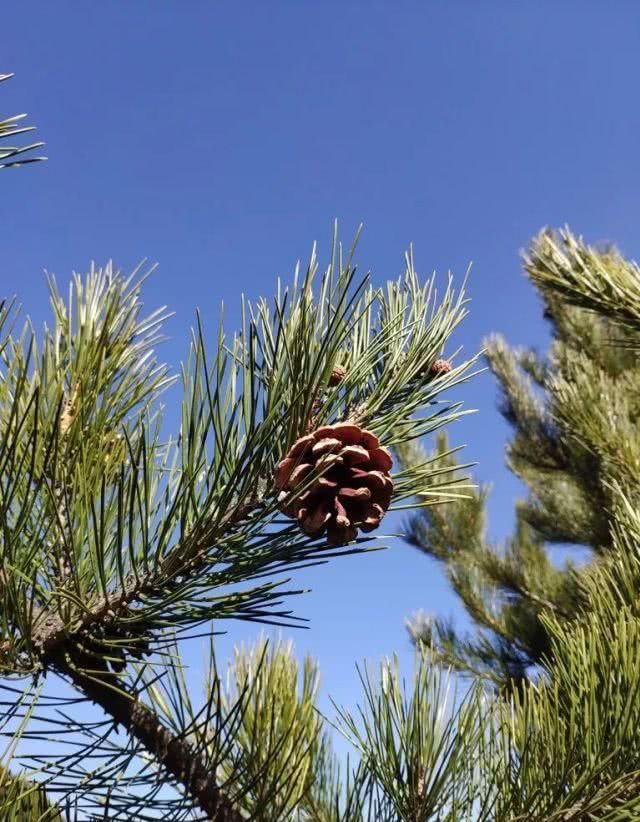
[429,358,453,377]
[329,365,346,386]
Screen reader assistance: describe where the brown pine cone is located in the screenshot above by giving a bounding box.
[275,423,393,545]
[329,365,347,386]
[429,358,453,377]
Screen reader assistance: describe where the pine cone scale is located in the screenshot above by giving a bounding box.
[340,445,370,465]
[312,437,343,457]
[289,463,313,487]
[289,433,315,457]
[369,447,393,471]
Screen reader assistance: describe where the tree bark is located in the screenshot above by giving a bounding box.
[48,649,244,822]
[31,499,262,818]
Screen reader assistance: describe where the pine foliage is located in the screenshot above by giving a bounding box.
[401,228,640,692]
[0,231,478,818]
[0,765,60,821]
[168,549,640,821]
[199,235,640,818]
[0,73,46,169]
[5,218,639,819]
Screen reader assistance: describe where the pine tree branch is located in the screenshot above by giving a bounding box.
[0,74,46,169]
[0,245,480,815]
[31,495,260,657]
[47,644,244,822]
[526,227,640,339]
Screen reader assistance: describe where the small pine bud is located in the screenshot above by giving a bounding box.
[429,358,453,377]
[329,365,346,386]
[59,383,79,436]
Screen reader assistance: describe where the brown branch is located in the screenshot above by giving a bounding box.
[48,646,245,822]
[26,497,265,818]
[32,496,261,656]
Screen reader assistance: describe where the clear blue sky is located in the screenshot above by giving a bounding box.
[3,2,640,737]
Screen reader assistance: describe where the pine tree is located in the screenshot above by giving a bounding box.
[4,60,638,818]
[400,227,640,693]
[0,233,477,818]
[5,216,640,819]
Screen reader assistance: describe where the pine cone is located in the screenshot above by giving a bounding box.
[429,358,453,377]
[329,365,346,386]
[276,423,393,545]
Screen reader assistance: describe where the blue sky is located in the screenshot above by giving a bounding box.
[3,1,640,740]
